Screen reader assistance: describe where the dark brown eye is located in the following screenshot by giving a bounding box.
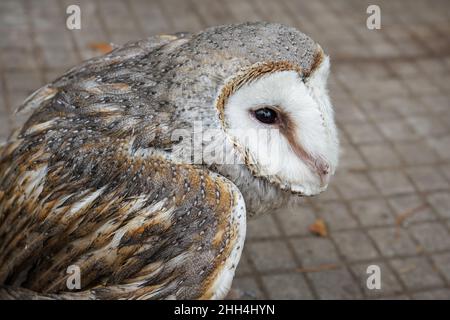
[253,107,278,124]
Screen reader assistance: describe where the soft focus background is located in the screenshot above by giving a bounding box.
[1,0,450,299]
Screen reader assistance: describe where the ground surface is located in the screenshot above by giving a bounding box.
[0,0,449,299]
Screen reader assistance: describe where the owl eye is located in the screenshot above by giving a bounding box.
[253,107,279,125]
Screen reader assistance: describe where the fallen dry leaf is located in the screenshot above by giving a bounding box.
[88,42,113,54]
[309,218,328,237]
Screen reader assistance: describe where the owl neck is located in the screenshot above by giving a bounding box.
[212,163,290,218]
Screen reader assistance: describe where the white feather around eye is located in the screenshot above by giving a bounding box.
[223,66,339,196]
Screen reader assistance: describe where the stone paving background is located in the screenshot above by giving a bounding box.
[1,0,450,299]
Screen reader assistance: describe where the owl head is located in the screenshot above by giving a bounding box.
[216,56,338,197]
[177,23,339,197]
[149,22,339,200]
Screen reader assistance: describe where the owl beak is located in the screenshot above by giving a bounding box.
[314,158,331,188]
[287,137,332,190]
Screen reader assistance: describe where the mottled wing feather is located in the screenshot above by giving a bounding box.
[0,133,245,299]
[16,32,192,115]
[0,30,247,299]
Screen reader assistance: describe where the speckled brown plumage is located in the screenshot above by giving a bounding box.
[0,127,244,298]
[0,22,335,299]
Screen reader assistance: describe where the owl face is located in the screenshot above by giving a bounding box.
[218,55,339,196]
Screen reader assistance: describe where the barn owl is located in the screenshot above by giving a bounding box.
[0,22,339,299]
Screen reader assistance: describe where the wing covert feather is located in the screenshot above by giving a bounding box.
[0,133,245,300]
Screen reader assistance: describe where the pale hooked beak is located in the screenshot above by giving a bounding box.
[314,158,331,188]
